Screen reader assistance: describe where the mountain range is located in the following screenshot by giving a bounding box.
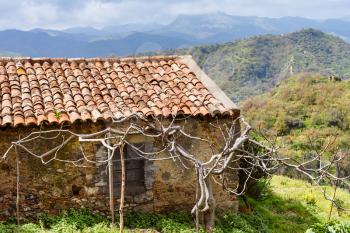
[156,29,350,101]
[2,13,350,57]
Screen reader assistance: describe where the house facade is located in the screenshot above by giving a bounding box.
[0,55,240,220]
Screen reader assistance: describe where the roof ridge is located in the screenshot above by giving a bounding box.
[0,55,181,63]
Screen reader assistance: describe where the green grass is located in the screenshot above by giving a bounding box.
[215,175,350,232]
[0,176,349,232]
[271,175,350,222]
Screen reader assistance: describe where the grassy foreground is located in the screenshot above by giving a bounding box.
[0,176,349,233]
[271,175,350,222]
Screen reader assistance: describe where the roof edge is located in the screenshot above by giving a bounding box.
[0,55,180,63]
[179,55,238,111]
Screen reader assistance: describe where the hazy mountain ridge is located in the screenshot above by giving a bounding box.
[2,13,350,57]
[60,13,350,43]
[0,29,194,57]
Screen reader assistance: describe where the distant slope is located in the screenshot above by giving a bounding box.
[2,13,350,58]
[34,14,350,44]
[0,30,194,57]
[159,13,350,43]
[241,73,350,162]
[158,29,350,101]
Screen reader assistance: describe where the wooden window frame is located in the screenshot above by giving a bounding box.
[112,143,146,196]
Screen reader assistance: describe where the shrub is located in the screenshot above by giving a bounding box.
[334,198,346,214]
[285,118,305,130]
[215,211,269,233]
[123,210,195,232]
[123,211,161,229]
[20,223,41,233]
[0,223,18,233]
[306,221,350,233]
[37,212,59,228]
[62,208,105,229]
[49,220,78,233]
[38,208,106,230]
[246,178,272,200]
[303,193,317,206]
[83,222,119,233]
[274,117,289,136]
[156,218,194,233]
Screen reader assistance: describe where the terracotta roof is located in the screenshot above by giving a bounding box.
[0,55,238,127]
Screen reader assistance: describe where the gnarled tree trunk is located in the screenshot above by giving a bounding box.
[203,176,216,232]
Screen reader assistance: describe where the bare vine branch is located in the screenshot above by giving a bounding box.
[1,113,349,230]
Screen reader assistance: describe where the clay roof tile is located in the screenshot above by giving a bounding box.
[0,55,237,127]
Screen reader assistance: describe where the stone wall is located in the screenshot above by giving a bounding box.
[0,118,239,221]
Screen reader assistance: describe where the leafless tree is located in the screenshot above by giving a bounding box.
[1,114,349,232]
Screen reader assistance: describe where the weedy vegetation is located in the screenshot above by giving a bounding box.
[0,176,349,233]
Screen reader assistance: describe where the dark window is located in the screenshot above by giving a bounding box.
[112,143,146,195]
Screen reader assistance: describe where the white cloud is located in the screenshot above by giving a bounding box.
[0,0,348,30]
[74,0,167,27]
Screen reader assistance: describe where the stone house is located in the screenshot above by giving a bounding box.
[0,55,240,220]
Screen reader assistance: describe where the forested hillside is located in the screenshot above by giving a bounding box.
[160,29,350,101]
[241,74,350,165]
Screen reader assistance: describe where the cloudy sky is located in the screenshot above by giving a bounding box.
[1,0,350,30]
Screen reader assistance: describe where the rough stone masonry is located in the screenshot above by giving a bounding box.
[0,119,238,221]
